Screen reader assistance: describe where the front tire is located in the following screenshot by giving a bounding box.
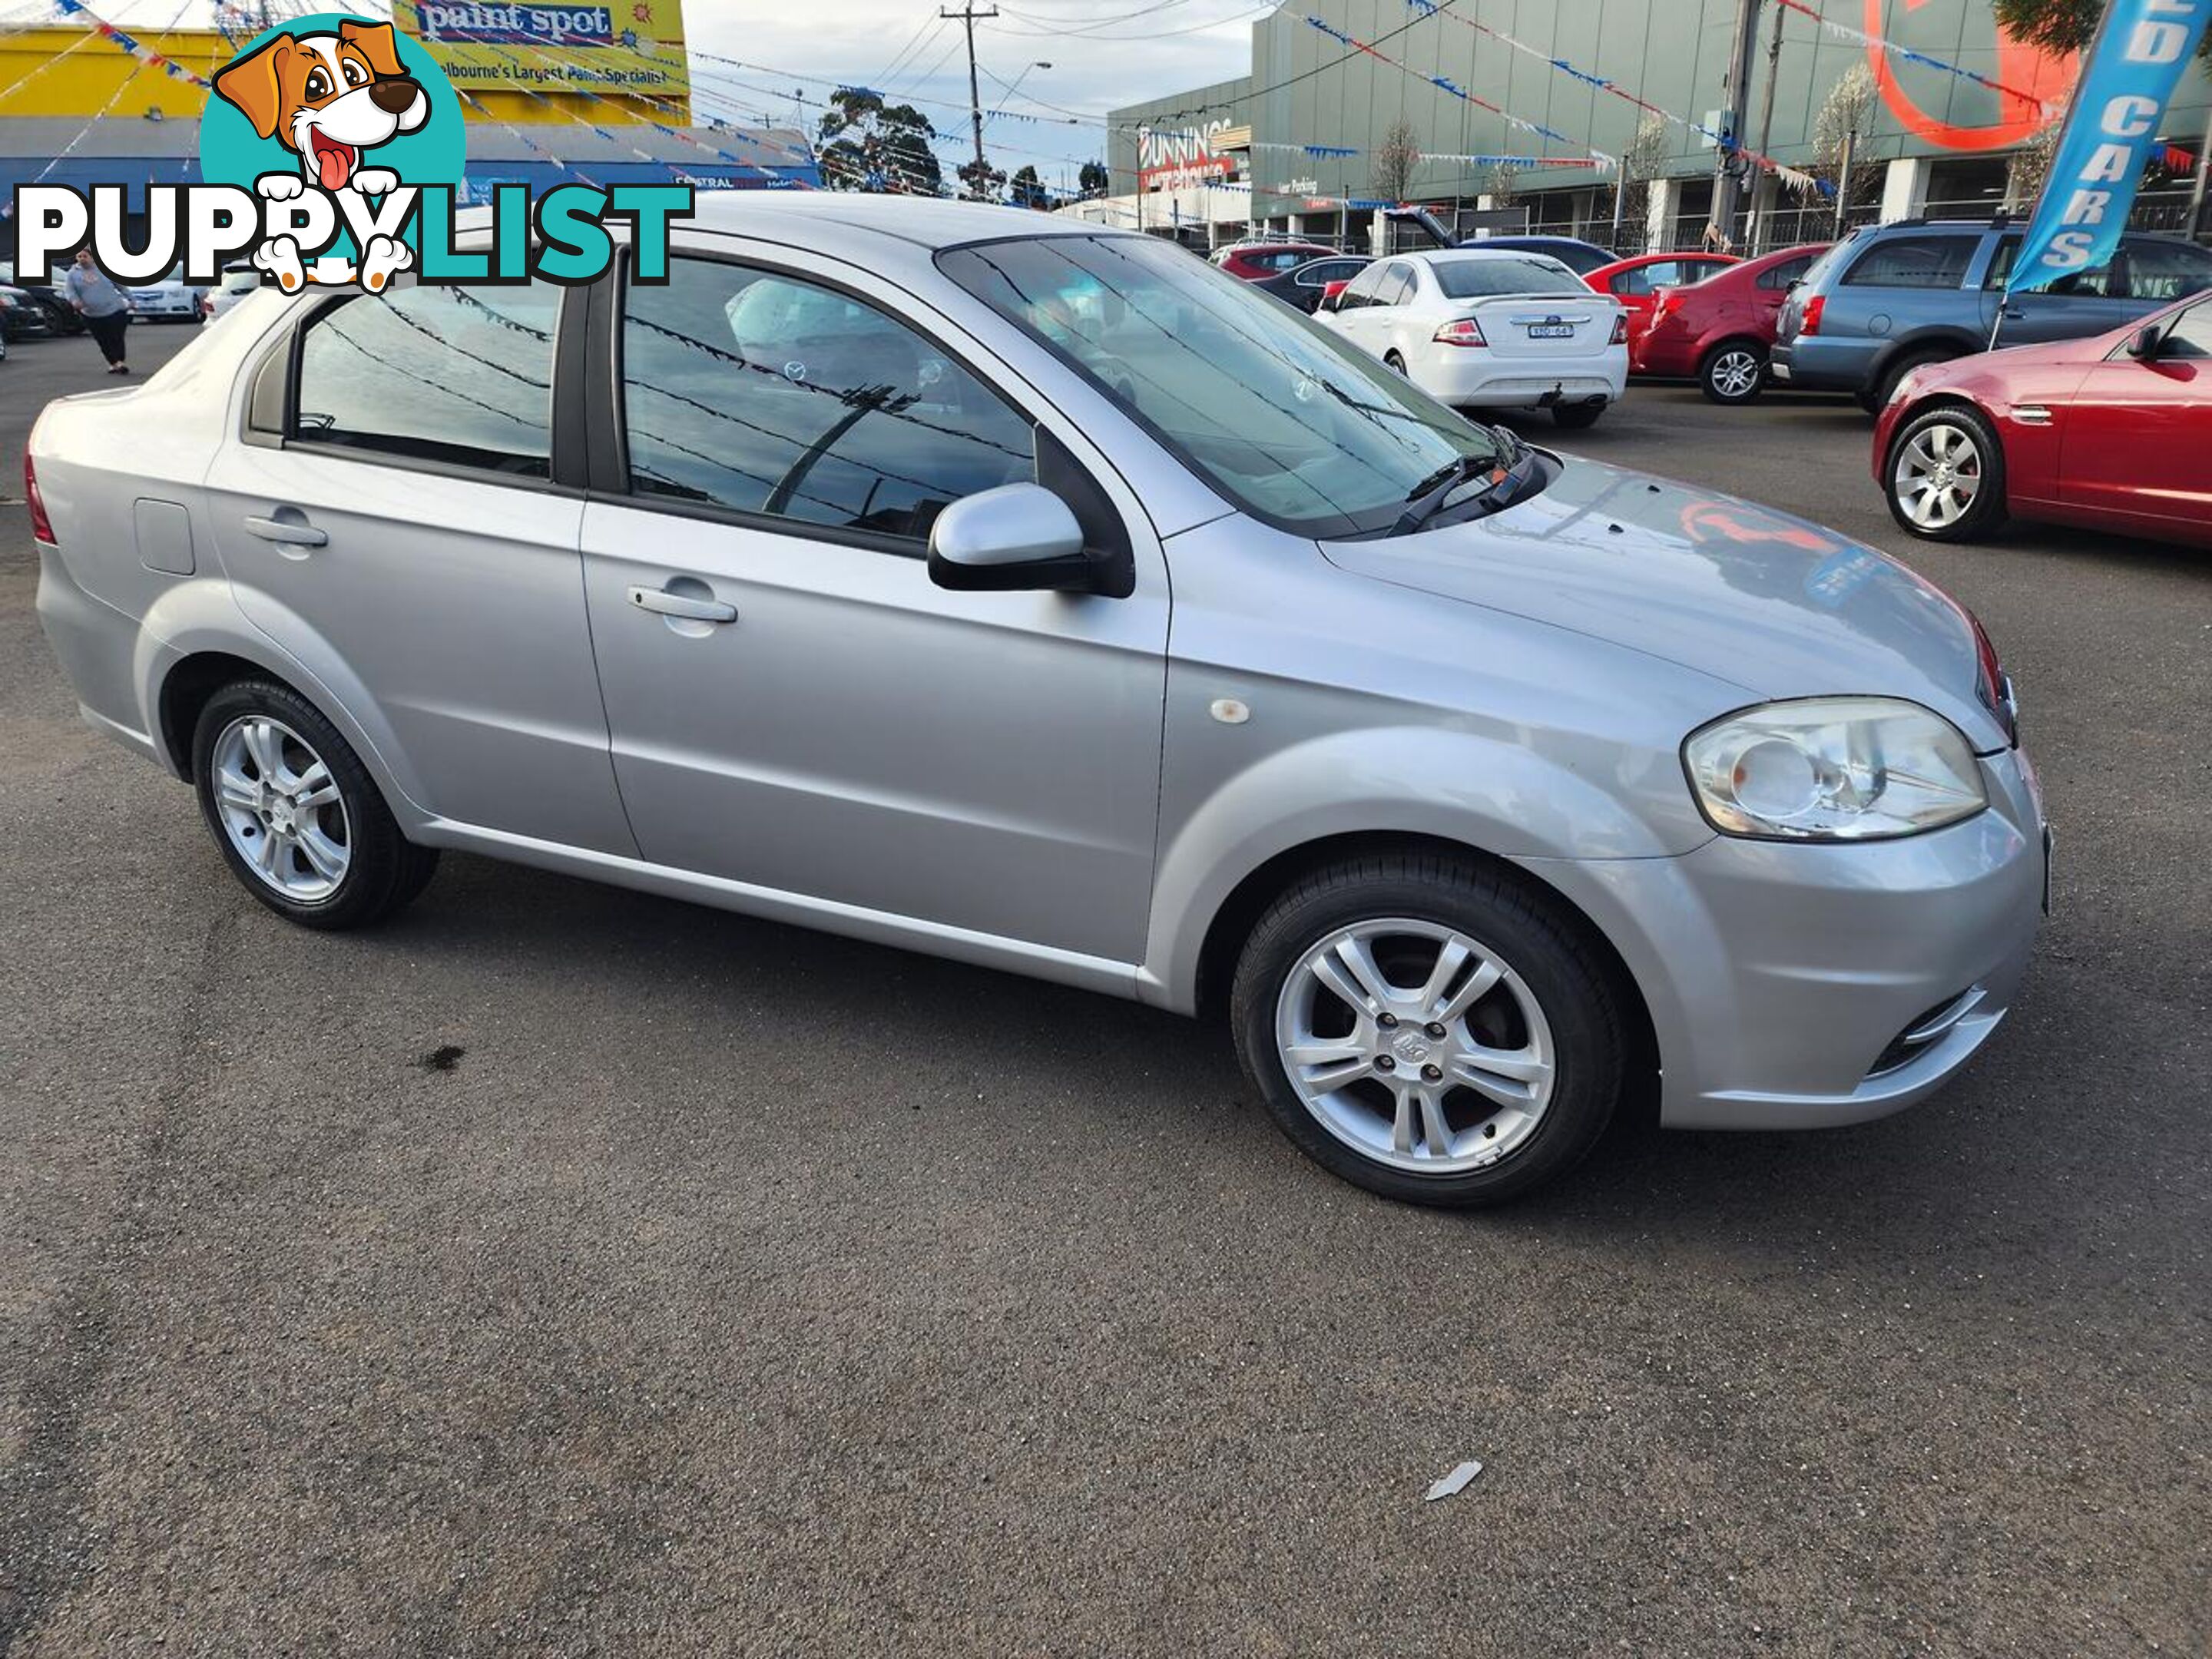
[1698,340,1766,404]
[1230,853,1628,1207]
[1885,403,2006,541]
[191,679,438,929]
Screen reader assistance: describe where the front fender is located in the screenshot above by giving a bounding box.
[1141,724,1710,1012]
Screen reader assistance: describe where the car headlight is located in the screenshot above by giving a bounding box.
[1683,697,1987,840]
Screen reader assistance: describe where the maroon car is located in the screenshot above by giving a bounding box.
[1209,240,1339,281]
[1634,243,1830,404]
[1872,292,2212,547]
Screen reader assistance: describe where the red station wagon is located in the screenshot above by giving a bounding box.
[1634,243,1830,404]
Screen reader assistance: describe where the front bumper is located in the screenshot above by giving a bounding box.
[1524,746,2046,1131]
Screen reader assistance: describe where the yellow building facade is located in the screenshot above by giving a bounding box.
[0,20,690,127]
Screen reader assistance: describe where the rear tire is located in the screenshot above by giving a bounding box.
[1697,340,1767,404]
[1230,853,1628,1207]
[1383,349,1409,376]
[1551,402,1605,430]
[190,679,439,930]
[1859,349,1952,415]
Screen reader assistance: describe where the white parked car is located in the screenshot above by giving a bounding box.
[1319,250,1629,429]
[127,266,206,323]
[203,263,263,322]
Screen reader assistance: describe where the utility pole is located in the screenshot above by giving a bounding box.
[942,4,998,200]
[1710,0,1762,250]
[1748,0,1786,249]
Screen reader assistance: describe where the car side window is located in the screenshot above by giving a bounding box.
[2161,298,2212,357]
[1336,264,1381,309]
[1376,263,1413,306]
[619,257,1035,545]
[291,280,560,476]
[2121,237,2212,303]
[1757,257,1810,290]
[1843,234,1976,290]
[1981,235,2120,296]
[1611,265,1653,295]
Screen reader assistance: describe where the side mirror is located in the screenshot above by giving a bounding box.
[929,483,1098,594]
[2127,322,2165,361]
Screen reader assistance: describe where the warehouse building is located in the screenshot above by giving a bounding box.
[1083,0,2212,253]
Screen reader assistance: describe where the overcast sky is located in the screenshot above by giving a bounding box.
[88,0,1263,187]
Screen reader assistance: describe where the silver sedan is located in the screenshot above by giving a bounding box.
[28,195,2048,1205]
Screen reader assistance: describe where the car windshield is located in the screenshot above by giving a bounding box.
[939,234,1508,538]
[1432,257,1587,298]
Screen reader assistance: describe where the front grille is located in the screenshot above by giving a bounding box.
[1867,987,1982,1078]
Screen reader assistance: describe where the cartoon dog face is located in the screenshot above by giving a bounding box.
[214,20,429,193]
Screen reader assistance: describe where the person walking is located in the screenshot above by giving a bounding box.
[65,250,133,375]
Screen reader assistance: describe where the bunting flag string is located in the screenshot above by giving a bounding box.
[51,0,211,88]
[1402,0,1830,197]
[1305,14,1616,169]
[1772,0,2057,118]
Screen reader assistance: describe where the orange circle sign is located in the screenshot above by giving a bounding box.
[1865,0,2075,152]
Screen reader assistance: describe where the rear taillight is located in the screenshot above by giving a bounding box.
[25,452,55,545]
[1432,318,1487,348]
[1800,294,1825,336]
[1610,313,1628,345]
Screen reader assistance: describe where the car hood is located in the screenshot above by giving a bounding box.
[1321,455,2008,750]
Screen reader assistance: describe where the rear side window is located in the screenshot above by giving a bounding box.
[1843,234,1976,290]
[292,281,559,475]
[618,257,1034,544]
[1376,263,1415,305]
[1757,255,1813,290]
[2123,237,2212,303]
[1610,265,1654,295]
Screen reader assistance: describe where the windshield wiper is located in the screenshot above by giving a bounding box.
[1391,445,1516,536]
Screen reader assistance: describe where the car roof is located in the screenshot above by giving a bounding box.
[462,191,1133,253]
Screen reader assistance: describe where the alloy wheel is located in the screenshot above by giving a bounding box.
[1893,421,1984,531]
[1708,347,1761,400]
[1273,918,1557,1175]
[209,714,352,902]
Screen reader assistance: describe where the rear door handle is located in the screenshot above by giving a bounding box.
[244,512,327,548]
[628,584,737,624]
[2002,306,2026,320]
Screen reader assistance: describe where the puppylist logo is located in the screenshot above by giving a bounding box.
[8,12,690,293]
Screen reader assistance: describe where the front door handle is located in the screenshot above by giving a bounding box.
[245,512,327,548]
[628,584,737,624]
[2002,306,2026,320]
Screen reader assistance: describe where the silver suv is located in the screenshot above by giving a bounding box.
[29,196,2047,1206]
[1773,217,2212,410]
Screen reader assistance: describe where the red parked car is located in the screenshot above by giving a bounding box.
[1634,242,1830,404]
[1873,291,2212,547]
[1210,241,1339,281]
[1584,252,1738,350]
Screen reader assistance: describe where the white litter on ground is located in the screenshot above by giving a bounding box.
[1424,1460,1484,1502]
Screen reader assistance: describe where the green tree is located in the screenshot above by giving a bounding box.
[1010,164,1053,210]
[1078,159,1108,197]
[957,156,1008,202]
[1992,0,2212,63]
[817,88,943,196]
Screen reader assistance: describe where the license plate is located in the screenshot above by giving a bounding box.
[1526,323,1575,339]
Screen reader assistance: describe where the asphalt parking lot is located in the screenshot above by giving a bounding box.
[1,322,2206,1657]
